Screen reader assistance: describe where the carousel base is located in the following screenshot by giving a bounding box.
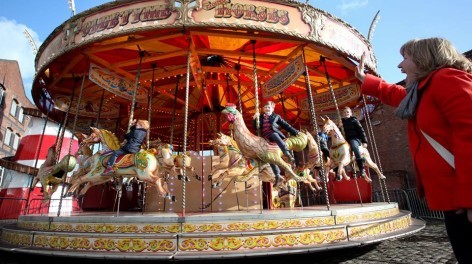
[0,202,425,260]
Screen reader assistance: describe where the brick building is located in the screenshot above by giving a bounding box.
[362,104,414,190]
[0,59,36,163]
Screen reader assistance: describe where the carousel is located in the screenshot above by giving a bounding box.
[0,0,424,260]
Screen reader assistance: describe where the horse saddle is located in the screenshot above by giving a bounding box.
[101,151,147,169]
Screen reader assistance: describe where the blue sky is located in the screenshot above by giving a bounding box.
[1,0,471,104]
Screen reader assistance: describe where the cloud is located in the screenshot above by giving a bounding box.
[0,17,41,103]
[337,0,369,12]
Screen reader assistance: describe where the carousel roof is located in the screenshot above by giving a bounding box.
[32,0,378,151]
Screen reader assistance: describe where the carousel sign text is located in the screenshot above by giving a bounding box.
[81,4,172,37]
[202,0,289,25]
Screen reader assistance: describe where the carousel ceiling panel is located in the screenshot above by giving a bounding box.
[32,0,378,150]
[206,35,247,50]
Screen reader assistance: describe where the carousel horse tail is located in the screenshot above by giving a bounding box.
[50,154,77,178]
[285,132,308,152]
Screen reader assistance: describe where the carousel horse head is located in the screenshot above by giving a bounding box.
[221,103,239,123]
[320,116,339,136]
[44,144,58,165]
[73,132,93,157]
[209,133,238,148]
[81,127,102,145]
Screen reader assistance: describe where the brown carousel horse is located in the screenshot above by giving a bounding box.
[321,116,386,182]
[221,104,320,185]
[208,132,285,189]
[31,144,77,201]
[67,127,173,200]
[209,133,323,192]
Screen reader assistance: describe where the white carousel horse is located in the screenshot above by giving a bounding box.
[150,139,200,181]
[221,104,320,184]
[31,144,77,201]
[321,116,386,182]
[67,127,173,200]
[208,132,285,189]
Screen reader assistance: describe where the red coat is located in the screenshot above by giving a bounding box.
[362,68,472,211]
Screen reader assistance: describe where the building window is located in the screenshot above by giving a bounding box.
[18,107,24,123]
[0,85,5,108]
[10,99,18,116]
[0,166,5,187]
[9,99,23,121]
[4,127,12,147]
[3,128,20,149]
[13,133,20,150]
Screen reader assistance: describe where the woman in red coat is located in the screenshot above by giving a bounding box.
[355,37,472,263]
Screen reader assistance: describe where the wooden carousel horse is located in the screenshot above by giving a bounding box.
[67,127,173,200]
[174,152,200,181]
[210,133,322,192]
[221,104,319,184]
[295,131,324,191]
[321,116,386,182]
[208,132,285,189]
[31,144,77,201]
[67,132,94,187]
[149,139,200,181]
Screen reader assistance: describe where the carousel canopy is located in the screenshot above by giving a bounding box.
[32,0,378,151]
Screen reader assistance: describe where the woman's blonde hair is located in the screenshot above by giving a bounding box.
[137,120,150,130]
[400,37,472,80]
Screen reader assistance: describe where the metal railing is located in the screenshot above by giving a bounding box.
[0,197,28,220]
[1,188,444,221]
[0,197,81,220]
[373,188,444,220]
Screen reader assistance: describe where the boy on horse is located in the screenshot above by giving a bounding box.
[102,119,150,176]
[253,101,300,181]
[340,106,368,177]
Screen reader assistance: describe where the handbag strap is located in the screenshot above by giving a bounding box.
[421,130,455,169]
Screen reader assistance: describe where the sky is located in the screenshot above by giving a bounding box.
[0,0,471,105]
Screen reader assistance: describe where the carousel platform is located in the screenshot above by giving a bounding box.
[0,202,425,260]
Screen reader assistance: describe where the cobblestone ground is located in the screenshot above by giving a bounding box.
[0,219,457,264]
[299,219,458,264]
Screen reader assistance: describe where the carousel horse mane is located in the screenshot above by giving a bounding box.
[88,127,121,151]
